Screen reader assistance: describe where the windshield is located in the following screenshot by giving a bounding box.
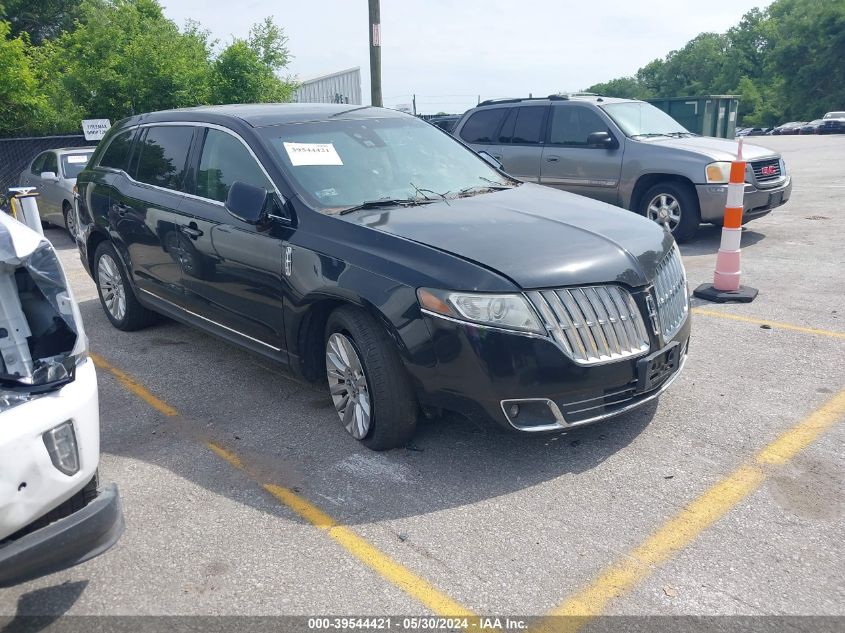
[823,112,845,119]
[61,152,93,178]
[259,115,514,213]
[601,102,690,137]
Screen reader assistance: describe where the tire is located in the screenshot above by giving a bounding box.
[93,241,159,331]
[63,201,76,238]
[325,306,418,450]
[640,181,701,242]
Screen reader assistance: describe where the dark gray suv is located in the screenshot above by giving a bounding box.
[454,95,792,241]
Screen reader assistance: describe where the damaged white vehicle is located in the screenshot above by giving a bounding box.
[0,211,123,587]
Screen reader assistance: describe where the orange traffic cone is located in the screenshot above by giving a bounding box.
[693,138,758,303]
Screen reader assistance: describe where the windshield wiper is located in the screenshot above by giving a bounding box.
[455,176,515,198]
[338,198,436,215]
[410,182,450,206]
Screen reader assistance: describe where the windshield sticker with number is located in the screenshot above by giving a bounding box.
[283,142,343,166]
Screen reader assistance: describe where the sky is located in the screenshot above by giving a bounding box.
[160,0,770,114]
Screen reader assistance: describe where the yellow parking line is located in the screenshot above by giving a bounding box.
[95,354,473,616]
[210,442,473,616]
[538,388,845,632]
[90,352,178,416]
[692,308,845,340]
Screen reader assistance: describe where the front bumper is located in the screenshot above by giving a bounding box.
[411,295,691,433]
[0,483,123,587]
[0,359,123,586]
[0,360,100,541]
[696,176,792,223]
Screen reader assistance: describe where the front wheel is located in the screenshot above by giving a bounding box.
[325,306,417,450]
[640,182,700,242]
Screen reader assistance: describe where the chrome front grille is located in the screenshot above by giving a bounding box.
[750,158,782,183]
[526,285,650,365]
[652,247,688,340]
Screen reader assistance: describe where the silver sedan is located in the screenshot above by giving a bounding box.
[18,147,96,236]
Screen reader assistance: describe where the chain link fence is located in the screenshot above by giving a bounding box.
[1,135,93,208]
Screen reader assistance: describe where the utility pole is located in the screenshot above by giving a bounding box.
[368,0,382,107]
[412,94,416,115]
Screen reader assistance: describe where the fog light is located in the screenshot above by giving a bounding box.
[508,404,520,418]
[43,421,79,475]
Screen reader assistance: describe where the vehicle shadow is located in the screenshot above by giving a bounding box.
[0,581,88,632]
[78,294,659,526]
[679,224,766,256]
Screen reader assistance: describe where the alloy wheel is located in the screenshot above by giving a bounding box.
[65,208,77,239]
[97,253,127,321]
[646,193,682,231]
[325,332,372,439]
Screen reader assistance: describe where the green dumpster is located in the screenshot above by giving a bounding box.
[647,95,740,138]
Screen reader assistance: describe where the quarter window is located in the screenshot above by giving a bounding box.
[549,107,610,146]
[134,126,194,191]
[197,129,272,202]
[99,130,135,171]
[459,108,507,144]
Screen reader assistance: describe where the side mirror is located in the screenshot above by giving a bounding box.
[225,180,268,225]
[40,171,59,181]
[587,132,616,148]
[477,150,503,171]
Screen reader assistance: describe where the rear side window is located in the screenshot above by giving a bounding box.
[549,106,610,146]
[459,108,507,144]
[196,129,272,202]
[99,130,135,170]
[501,106,546,144]
[134,126,194,191]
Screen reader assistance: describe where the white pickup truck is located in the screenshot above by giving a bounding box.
[0,210,123,587]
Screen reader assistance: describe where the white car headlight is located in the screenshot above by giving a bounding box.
[705,161,732,184]
[418,288,544,334]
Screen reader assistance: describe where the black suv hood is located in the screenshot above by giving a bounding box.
[341,183,674,289]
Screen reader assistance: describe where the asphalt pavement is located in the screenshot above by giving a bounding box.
[1,135,842,628]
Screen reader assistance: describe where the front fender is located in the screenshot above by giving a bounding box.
[284,246,437,384]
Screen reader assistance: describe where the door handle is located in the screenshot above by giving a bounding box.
[545,156,560,162]
[181,225,203,239]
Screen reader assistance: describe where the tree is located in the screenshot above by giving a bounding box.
[1,0,82,45]
[766,0,845,120]
[0,20,51,135]
[581,0,845,125]
[587,76,651,100]
[211,17,296,104]
[36,0,212,123]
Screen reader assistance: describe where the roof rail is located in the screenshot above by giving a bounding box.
[476,97,527,107]
[477,95,568,107]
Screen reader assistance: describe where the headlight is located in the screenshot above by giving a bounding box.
[705,161,732,184]
[417,288,544,334]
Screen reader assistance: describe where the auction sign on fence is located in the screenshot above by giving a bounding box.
[82,119,112,141]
